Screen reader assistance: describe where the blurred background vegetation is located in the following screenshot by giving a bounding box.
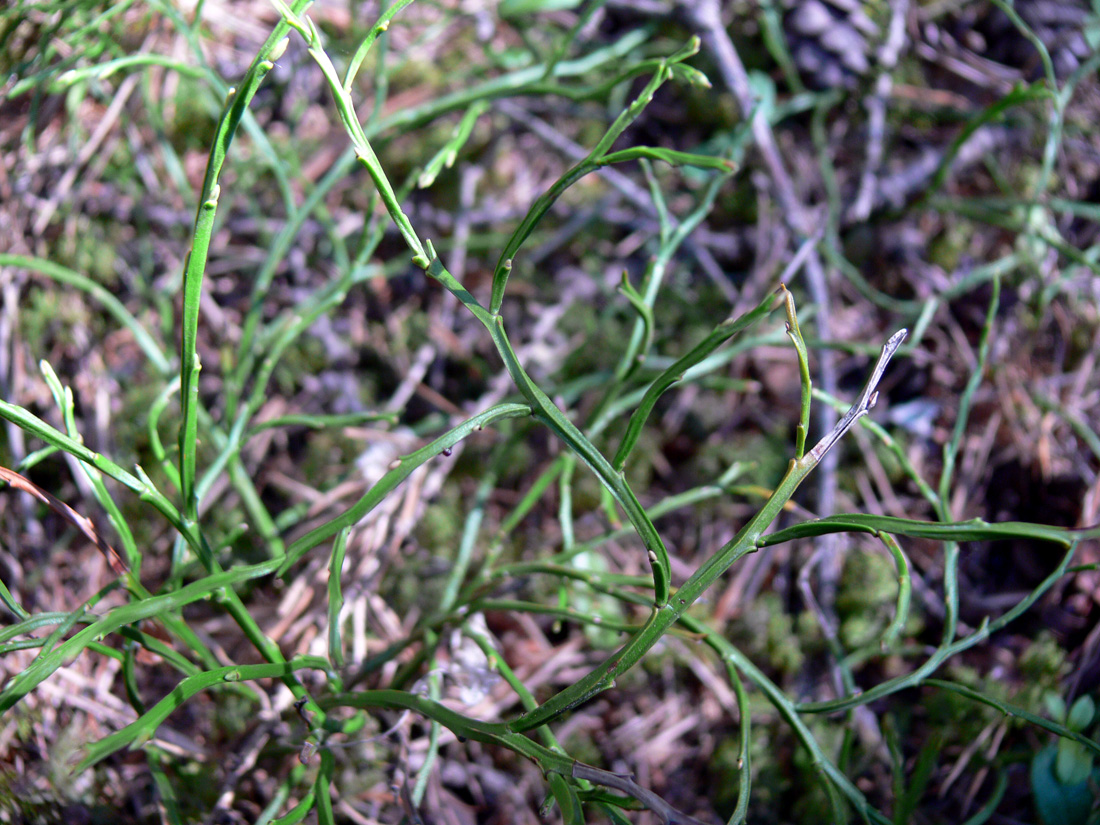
[1,0,1100,823]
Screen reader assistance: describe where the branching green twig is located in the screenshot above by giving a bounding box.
[6,4,1099,822]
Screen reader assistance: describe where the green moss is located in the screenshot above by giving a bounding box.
[837,548,898,650]
[927,218,975,274]
[737,592,805,676]
[214,691,257,740]
[414,486,463,553]
[166,76,218,154]
[20,287,94,356]
[1020,631,1070,683]
[1015,631,1072,715]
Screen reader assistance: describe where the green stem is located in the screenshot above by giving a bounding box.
[178,15,300,517]
[508,451,819,732]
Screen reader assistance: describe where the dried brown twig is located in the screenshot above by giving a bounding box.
[571,761,714,825]
[0,464,127,575]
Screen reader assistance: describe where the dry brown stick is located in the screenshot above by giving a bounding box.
[571,761,714,825]
[207,720,275,825]
[0,464,128,574]
[850,0,911,223]
[32,72,141,235]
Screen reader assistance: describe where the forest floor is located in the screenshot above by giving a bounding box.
[1,1,1100,823]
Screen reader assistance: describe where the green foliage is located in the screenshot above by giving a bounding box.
[836,548,898,649]
[1033,692,1100,825]
[738,592,806,676]
[2,1,1099,823]
[1032,744,1099,825]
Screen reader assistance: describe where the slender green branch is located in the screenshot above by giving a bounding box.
[506,326,908,731]
[611,289,779,472]
[489,37,707,313]
[798,543,1078,714]
[178,14,300,518]
[277,403,532,574]
[925,678,1100,758]
[782,287,812,458]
